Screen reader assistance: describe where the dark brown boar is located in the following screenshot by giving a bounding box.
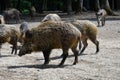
[18,21,81,66]
[3,8,21,23]
[41,14,99,55]
[0,24,20,55]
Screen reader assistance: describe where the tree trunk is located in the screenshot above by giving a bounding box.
[75,0,83,14]
[111,0,114,9]
[0,0,6,12]
[67,0,72,15]
[0,0,11,12]
[101,0,115,15]
[17,0,21,11]
[95,0,100,11]
[84,0,90,10]
[62,0,67,12]
[115,0,120,10]
[42,0,47,11]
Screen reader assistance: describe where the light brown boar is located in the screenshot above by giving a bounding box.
[0,24,20,55]
[18,21,81,66]
[96,9,107,27]
[72,20,99,54]
[42,13,61,22]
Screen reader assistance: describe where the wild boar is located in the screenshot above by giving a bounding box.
[42,13,61,22]
[0,24,20,55]
[18,21,81,66]
[72,20,99,54]
[3,8,21,23]
[96,9,107,27]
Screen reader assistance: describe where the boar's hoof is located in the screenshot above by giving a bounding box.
[18,53,25,57]
[43,61,50,65]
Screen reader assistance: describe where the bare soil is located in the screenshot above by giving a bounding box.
[0,12,120,80]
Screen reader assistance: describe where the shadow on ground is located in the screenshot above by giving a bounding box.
[7,53,95,69]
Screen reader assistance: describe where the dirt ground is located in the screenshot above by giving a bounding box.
[0,12,120,80]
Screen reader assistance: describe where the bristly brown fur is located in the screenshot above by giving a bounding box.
[72,20,99,54]
[0,24,20,54]
[19,21,81,66]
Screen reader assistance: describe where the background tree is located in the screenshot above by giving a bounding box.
[0,0,120,15]
[0,0,11,12]
[16,0,21,10]
[42,0,47,11]
[95,0,100,11]
[62,0,67,12]
[101,0,115,15]
[66,0,72,15]
[75,0,83,14]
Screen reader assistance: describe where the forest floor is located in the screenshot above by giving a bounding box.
[0,11,120,80]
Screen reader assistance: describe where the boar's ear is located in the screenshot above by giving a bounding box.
[25,30,32,38]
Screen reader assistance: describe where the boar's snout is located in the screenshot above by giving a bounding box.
[18,49,32,57]
[18,50,25,56]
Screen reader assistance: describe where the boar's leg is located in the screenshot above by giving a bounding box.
[14,44,18,55]
[102,17,106,26]
[71,44,79,65]
[97,16,101,27]
[95,40,99,53]
[0,43,1,55]
[59,49,68,66]
[10,36,18,55]
[89,36,99,54]
[43,49,51,65]
[80,37,88,55]
[97,21,100,27]
[11,44,17,55]
[91,40,99,54]
[11,46,14,54]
